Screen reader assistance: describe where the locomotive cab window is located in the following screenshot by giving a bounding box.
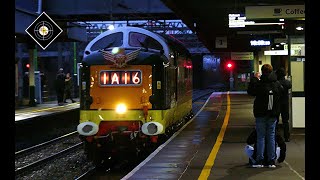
[129,32,163,51]
[90,32,123,51]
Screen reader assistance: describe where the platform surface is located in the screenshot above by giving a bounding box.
[122,91,305,180]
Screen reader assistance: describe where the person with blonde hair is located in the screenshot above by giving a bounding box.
[254,72,261,80]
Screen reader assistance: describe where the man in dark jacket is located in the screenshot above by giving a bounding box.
[55,68,65,106]
[275,68,292,142]
[247,64,284,168]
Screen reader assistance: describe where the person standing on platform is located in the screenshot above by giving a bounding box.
[247,64,284,168]
[275,68,292,142]
[64,72,76,103]
[55,68,66,106]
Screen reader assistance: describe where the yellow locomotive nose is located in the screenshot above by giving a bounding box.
[116,103,127,114]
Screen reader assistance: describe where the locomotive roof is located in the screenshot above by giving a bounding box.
[83,26,190,61]
[82,50,168,66]
[157,33,190,57]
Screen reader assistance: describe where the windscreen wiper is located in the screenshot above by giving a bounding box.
[137,39,148,51]
[102,40,115,50]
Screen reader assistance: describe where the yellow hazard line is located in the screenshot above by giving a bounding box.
[198,91,230,180]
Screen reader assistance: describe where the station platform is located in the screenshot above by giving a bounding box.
[14,88,212,122]
[15,98,80,122]
[122,91,305,180]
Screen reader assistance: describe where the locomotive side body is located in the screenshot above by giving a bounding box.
[77,27,193,164]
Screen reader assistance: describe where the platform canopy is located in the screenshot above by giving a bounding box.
[161,0,305,52]
[16,0,305,52]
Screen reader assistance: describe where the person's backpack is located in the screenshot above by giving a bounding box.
[265,81,283,117]
[250,80,283,118]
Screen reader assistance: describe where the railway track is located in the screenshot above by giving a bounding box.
[15,89,216,179]
[15,131,83,176]
[74,167,97,180]
[74,90,215,179]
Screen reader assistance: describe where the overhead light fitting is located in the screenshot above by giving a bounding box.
[108,25,115,30]
[296,26,304,31]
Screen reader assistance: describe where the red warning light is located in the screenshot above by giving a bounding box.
[226,62,233,70]
[26,63,30,68]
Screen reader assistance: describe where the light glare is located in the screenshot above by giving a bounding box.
[116,104,127,114]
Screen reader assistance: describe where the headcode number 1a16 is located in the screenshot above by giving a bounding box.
[99,70,142,86]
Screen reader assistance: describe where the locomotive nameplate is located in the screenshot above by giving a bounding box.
[99,70,142,86]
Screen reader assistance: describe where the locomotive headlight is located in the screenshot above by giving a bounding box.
[77,122,99,136]
[116,103,127,114]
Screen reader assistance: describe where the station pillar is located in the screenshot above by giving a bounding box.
[27,41,37,106]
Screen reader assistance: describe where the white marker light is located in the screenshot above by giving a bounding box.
[112,47,120,54]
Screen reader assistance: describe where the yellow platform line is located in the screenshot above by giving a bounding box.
[198,91,230,180]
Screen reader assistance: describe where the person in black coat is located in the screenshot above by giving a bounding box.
[64,72,76,103]
[275,68,292,142]
[247,64,284,168]
[55,68,66,106]
[245,128,286,166]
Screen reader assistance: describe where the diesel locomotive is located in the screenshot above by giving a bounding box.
[77,26,193,165]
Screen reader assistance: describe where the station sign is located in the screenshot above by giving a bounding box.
[228,14,255,28]
[264,44,305,56]
[231,52,254,60]
[215,37,227,48]
[250,40,271,46]
[274,38,288,44]
[274,37,305,44]
[284,44,305,56]
[264,50,288,56]
[245,5,305,19]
